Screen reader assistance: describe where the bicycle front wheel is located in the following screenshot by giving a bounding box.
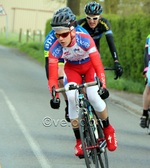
[79,109,99,168]
[96,120,109,168]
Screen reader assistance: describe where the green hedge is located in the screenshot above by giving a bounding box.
[44,14,150,83]
[100,14,150,82]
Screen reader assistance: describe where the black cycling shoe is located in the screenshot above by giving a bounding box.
[65,106,70,122]
[140,116,148,128]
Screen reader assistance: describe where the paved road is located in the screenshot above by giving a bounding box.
[0,45,149,168]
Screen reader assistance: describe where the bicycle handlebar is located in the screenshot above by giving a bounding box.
[52,77,102,97]
[56,81,98,93]
[104,67,119,80]
[104,67,116,71]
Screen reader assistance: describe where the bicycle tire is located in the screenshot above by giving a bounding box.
[79,108,99,168]
[86,100,109,168]
[147,110,150,135]
[96,118,109,168]
[147,119,150,135]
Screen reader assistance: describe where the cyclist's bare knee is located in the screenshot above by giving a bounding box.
[71,119,79,128]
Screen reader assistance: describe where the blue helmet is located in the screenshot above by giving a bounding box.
[84,2,103,15]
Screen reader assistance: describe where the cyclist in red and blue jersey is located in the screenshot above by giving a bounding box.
[140,34,150,128]
[44,21,88,79]
[77,1,123,78]
[48,10,117,157]
[44,7,88,122]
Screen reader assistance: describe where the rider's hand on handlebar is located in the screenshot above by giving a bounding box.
[50,98,60,109]
[114,61,123,79]
[98,88,109,100]
[143,67,148,76]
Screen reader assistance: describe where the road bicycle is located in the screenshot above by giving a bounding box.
[52,77,109,168]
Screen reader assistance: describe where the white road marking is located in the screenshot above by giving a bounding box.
[0,89,52,168]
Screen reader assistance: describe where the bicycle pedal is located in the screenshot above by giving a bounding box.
[78,155,84,159]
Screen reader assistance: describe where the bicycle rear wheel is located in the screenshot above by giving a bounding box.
[79,108,99,168]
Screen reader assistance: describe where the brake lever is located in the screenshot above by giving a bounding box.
[114,74,119,80]
[104,67,119,80]
[96,76,102,88]
[95,77,103,95]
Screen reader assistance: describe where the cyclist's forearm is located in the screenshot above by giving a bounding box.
[105,34,119,61]
[90,52,106,88]
[48,55,59,94]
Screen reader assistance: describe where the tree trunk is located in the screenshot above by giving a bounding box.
[67,0,80,15]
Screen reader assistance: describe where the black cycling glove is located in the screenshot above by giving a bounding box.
[99,88,109,100]
[114,62,123,79]
[50,98,60,109]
